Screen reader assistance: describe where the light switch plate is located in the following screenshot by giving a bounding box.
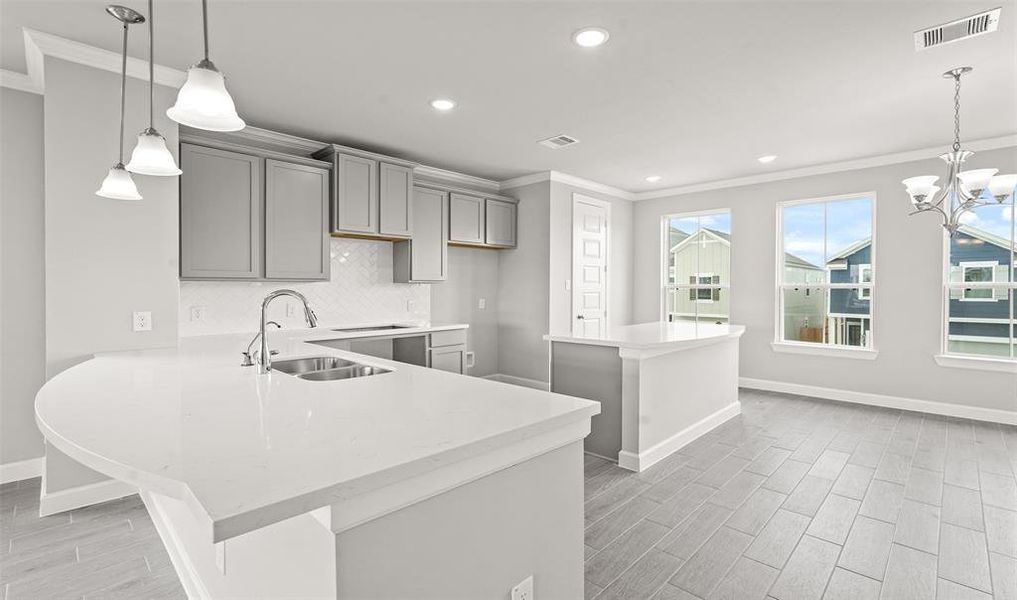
[189,306,205,322]
[133,311,152,332]
[478,298,486,310]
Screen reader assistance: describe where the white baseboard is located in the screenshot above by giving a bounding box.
[140,490,210,600]
[0,457,43,484]
[617,401,742,472]
[740,377,1017,426]
[481,373,551,391]
[38,478,137,516]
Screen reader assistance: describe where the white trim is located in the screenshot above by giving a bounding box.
[959,261,999,302]
[23,28,186,93]
[499,170,635,200]
[414,165,501,193]
[740,377,1017,425]
[949,317,1011,324]
[946,335,1012,344]
[771,341,879,360]
[140,490,211,600]
[498,171,549,191]
[572,193,611,335]
[617,402,741,472]
[38,478,137,517]
[0,457,43,484]
[934,354,1017,373]
[480,373,551,391]
[635,136,1017,200]
[0,68,42,94]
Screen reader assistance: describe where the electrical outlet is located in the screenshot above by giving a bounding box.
[189,306,205,322]
[511,575,533,600]
[132,311,152,332]
[407,299,416,312]
[478,298,486,310]
[564,279,571,291]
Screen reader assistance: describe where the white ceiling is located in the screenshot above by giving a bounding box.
[2,1,1015,191]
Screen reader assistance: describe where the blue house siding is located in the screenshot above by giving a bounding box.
[947,231,1013,341]
[829,245,871,316]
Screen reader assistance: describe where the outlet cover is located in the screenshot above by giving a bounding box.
[133,311,152,332]
[189,306,205,322]
[511,575,533,600]
[478,298,486,310]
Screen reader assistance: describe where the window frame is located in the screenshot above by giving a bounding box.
[774,191,877,354]
[857,264,872,300]
[958,261,998,302]
[660,209,732,323]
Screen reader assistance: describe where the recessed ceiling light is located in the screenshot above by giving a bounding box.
[573,27,610,48]
[645,175,662,183]
[430,99,456,111]
[757,155,778,164]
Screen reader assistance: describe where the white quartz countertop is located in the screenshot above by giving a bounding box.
[544,321,745,351]
[35,325,599,542]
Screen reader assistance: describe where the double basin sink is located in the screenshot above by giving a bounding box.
[272,356,390,381]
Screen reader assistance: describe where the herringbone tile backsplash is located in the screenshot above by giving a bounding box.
[179,239,430,337]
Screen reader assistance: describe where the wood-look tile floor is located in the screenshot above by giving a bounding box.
[583,390,1017,600]
[0,480,185,600]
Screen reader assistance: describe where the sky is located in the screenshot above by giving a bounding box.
[782,197,873,268]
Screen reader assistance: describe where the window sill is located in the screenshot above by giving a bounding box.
[934,354,1017,374]
[771,342,879,360]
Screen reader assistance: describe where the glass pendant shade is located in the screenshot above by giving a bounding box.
[127,129,181,175]
[166,62,245,132]
[987,174,1017,201]
[96,164,143,200]
[957,168,999,197]
[902,176,939,197]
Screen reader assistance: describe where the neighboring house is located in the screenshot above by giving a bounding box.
[826,238,873,347]
[947,225,1016,357]
[667,228,824,325]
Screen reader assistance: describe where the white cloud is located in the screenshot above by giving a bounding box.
[958,210,979,225]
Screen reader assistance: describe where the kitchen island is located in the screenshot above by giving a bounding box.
[35,326,599,599]
[545,321,744,472]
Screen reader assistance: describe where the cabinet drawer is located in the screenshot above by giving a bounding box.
[429,329,467,348]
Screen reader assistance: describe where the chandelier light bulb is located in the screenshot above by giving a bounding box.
[957,168,999,199]
[988,174,1017,202]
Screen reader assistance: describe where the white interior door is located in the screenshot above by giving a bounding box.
[572,196,609,337]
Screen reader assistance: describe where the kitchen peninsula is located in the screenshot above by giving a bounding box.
[35,326,599,599]
[546,321,745,472]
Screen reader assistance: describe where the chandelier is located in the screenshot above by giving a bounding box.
[902,67,1016,235]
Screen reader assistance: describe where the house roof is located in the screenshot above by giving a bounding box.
[826,238,872,262]
[668,227,821,270]
[957,225,1017,253]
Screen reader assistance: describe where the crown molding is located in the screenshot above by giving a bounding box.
[634,134,1017,200]
[498,172,550,191]
[414,164,501,193]
[22,28,186,93]
[0,69,41,94]
[498,170,635,200]
[182,125,326,157]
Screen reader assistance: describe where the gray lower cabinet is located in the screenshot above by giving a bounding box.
[484,198,517,247]
[335,154,378,234]
[428,329,467,374]
[180,143,330,281]
[379,163,413,237]
[448,192,485,244]
[265,160,330,280]
[180,144,262,279]
[393,186,447,283]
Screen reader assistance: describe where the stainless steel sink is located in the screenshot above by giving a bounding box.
[331,325,414,333]
[270,356,391,382]
[272,356,358,375]
[298,365,390,381]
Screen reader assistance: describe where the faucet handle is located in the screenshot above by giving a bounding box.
[241,352,254,367]
[270,350,279,356]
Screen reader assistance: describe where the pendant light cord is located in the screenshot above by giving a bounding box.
[201,0,210,61]
[119,20,129,163]
[148,0,154,129]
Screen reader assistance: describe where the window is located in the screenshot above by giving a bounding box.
[945,189,1016,360]
[662,211,731,323]
[777,193,875,349]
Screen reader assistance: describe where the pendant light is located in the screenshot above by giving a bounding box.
[126,0,182,176]
[97,5,145,200]
[166,0,245,132]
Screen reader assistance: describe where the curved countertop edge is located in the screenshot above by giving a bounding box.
[34,339,599,543]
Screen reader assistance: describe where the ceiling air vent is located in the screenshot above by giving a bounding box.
[915,7,1001,51]
[538,134,579,149]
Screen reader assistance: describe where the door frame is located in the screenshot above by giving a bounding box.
[571,193,611,336]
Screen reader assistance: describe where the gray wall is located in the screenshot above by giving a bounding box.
[632,146,1017,412]
[430,246,500,376]
[0,87,46,466]
[497,181,551,383]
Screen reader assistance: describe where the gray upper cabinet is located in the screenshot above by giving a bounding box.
[180,144,262,279]
[394,186,447,283]
[265,160,330,280]
[485,198,517,248]
[448,192,485,244]
[335,154,378,234]
[379,163,413,238]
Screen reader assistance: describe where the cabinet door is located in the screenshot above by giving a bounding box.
[378,163,413,238]
[335,154,378,234]
[430,344,466,374]
[180,144,262,279]
[485,199,517,247]
[264,159,330,280]
[448,193,484,244]
[409,187,447,281]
